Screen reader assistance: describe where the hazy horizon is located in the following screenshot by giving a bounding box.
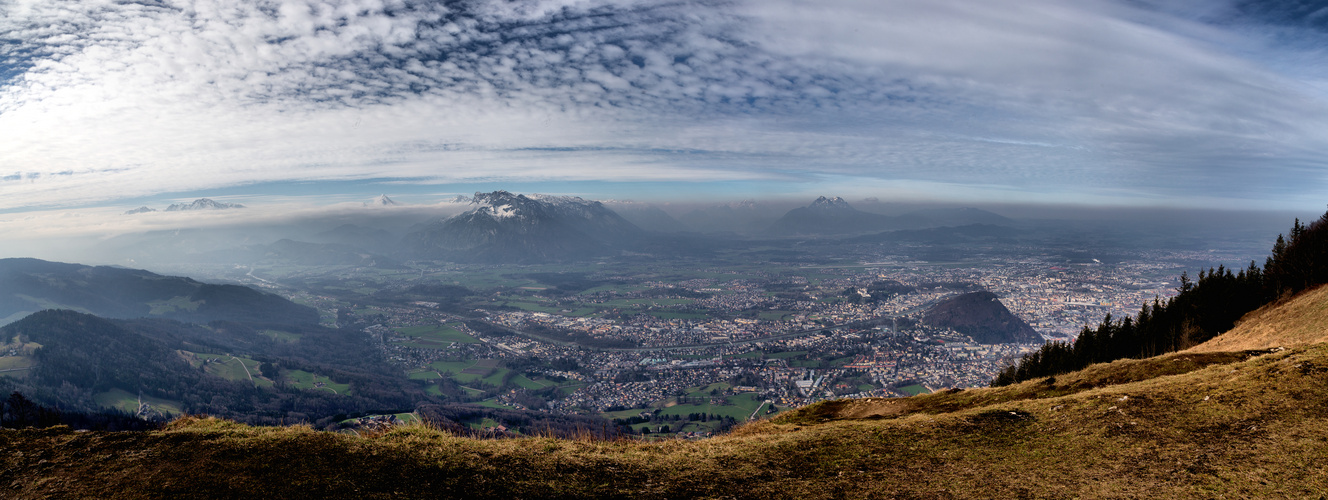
[0,188,1313,269]
[5,0,1328,227]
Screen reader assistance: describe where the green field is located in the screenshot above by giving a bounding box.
[0,356,36,378]
[407,368,443,380]
[147,296,202,315]
[259,329,302,342]
[558,381,587,395]
[429,360,477,374]
[511,374,552,390]
[394,324,478,347]
[659,393,764,421]
[478,368,510,386]
[647,312,708,320]
[730,350,808,360]
[425,359,507,386]
[597,298,695,308]
[94,388,182,415]
[601,407,652,420]
[343,412,421,426]
[0,356,36,371]
[577,284,651,295]
[467,417,505,430]
[897,384,931,396]
[688,382,732,396]
[185,352,273,388]
[14,294,92,315]
[284,369,351,395]
[494,301,565,314]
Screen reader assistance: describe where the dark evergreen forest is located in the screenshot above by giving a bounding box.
[993,208,1328,386]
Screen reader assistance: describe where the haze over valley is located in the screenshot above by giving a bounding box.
[4,0,1328,496]
[0,190,1314,433]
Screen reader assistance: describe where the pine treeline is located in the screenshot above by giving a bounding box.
[992,209,1328,387]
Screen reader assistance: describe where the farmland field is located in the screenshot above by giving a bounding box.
[94,388,182,415]
[897,384,931,396]
[284,369,351,395]
[184,352,273,388]
[259,329,302,342]
[394,324,478,346]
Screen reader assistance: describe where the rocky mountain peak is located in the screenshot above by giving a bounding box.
[365,194,401,207]
[164,198,245,212]
[808,196,853,211]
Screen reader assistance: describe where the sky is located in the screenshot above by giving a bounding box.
[3,0,1328,235]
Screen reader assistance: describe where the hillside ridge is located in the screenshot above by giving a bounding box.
[5,284,1328,497]
[1187,283,1328,353]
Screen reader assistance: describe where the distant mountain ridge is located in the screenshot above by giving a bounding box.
[766,197,1014,236]
[166,198,245,211]
[677,200,781,234]
[602,201,688,233]
[123,198,244,215]
[766,196,896,236]
[0,258,317,326]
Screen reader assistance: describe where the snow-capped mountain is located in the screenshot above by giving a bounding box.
[403,191,642,263]
[806,196,854,211]
[765,196,894,236]
[123,198,244,215]
[364,194,402,207]
[164,198,245,212]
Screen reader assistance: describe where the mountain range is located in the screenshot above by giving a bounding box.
[108,192,1021,265]
[0,258,318,326]
[767,197,1014,236]
[123,198,245,215]
[402,191,643,263]
[766,196,895,236]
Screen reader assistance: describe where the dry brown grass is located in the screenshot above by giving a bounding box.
[6,342,1326,499]
[6,287,1328,498]
[1190,283,1328,352]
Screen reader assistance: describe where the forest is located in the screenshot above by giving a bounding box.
[993,208,1328,386]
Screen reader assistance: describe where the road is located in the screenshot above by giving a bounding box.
[230,355,257,387]
[748,399,773,421]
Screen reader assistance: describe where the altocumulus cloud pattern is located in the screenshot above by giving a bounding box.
[2,0,1328,211]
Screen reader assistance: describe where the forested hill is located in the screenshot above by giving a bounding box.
[921,291,1041,344]
[0,310,431,426]
[994,208,1328,386]
[0,258,317,326]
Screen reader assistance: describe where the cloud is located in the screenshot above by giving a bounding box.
[1,0,1327,214]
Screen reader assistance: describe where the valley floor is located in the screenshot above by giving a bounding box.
[4,340,1327,498]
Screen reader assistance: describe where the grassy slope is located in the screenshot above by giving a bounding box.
[4,292,1328,498]
[1189,283,1328,352]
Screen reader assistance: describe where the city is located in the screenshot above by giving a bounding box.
[198,243,1243,437]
